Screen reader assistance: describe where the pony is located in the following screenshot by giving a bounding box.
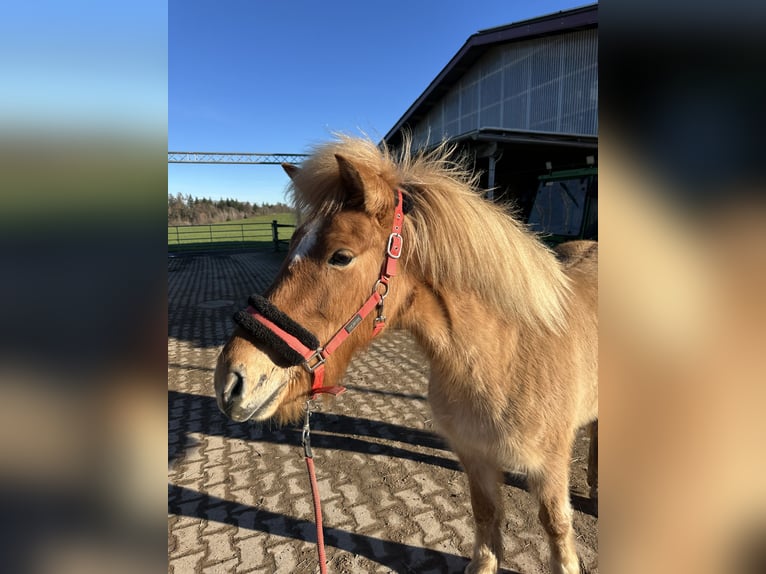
[214,136,598,574]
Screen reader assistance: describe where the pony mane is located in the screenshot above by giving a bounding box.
[288,135,571,334]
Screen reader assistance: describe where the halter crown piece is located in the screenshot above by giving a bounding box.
[233,189,406,399]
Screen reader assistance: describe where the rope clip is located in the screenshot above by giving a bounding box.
[302,401,314,459]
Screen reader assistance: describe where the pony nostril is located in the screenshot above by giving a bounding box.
[225,371,245,403]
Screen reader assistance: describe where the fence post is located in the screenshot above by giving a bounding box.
[272,220,279,251]
[209,225,213,244]
[240,223,245,244]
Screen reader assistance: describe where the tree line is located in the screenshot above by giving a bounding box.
[168,193,293,226]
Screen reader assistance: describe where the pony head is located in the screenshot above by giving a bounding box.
[214,138,410,424]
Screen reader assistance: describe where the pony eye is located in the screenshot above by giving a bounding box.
[328,250,354,267]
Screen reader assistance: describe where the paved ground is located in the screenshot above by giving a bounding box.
[168,251,598,574]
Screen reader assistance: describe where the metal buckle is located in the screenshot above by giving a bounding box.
[303,348,326,373]
[387,233,403,259]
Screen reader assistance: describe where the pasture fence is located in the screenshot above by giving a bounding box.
[168,219,295,254]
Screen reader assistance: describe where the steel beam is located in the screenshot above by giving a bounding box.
[168,152,309,165]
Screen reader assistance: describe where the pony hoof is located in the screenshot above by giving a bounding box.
[464,555,498,574]
[551,556,583,574]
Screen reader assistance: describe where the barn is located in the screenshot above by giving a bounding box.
[385,3,598,243]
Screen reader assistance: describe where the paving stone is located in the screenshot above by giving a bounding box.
[203,530,237,565]
[234,535,266,572]
[169,550,205,574]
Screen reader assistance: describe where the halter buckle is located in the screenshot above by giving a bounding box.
[303,349,326,373]
[387,233,403,259]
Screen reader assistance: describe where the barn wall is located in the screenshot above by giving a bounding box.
[410,28,598,149]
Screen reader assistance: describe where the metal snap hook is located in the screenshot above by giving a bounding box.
[302,402,313,458]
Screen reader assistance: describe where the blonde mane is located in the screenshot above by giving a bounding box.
[288,135,571,334]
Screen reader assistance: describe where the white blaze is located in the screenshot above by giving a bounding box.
[289,217,322,267]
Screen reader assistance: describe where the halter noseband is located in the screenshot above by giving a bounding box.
[233,189,406,399]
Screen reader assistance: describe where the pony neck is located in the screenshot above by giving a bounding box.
[396,278,528,374]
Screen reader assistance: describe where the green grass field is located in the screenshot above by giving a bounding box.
[168,212,297,251]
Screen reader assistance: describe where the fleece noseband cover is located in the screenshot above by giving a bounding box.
[233,294,320,367]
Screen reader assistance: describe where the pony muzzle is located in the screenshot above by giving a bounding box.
[231,294,347,399]
[214,350,294,422]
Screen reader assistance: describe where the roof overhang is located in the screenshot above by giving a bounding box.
[454,127,598,150]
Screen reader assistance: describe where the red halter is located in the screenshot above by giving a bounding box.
[245,189,405,398]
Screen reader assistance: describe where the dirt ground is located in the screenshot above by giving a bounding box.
[168,251,598,573]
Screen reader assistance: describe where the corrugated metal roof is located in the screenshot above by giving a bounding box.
[385,3,598,147]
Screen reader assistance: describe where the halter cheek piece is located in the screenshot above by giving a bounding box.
[233,189,408,399]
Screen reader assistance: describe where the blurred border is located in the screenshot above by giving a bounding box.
[0,2,167,573]
[600,1,766,573]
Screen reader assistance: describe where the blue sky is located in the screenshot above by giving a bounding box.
[169,1,591,205]
[2,1,166,134]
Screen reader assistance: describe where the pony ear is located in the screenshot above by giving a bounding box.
[335,154,367,210]
[282,163,300,180]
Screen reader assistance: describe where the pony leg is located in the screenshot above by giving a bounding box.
[458,451,503,574]
[529,454,581,574]
[587,421,598,500]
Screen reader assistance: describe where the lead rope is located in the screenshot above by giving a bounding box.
[302,402,328,574]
